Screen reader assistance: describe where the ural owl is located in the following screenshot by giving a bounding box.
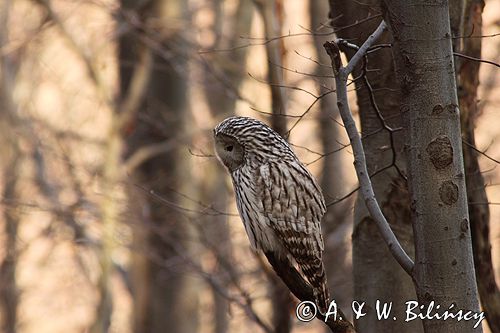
[213,116,329,313]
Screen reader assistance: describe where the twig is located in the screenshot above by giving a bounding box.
[144,225,273,333]
[336,39,407,180]
[323,21,414,275]
[124,139,175,172]
[454,52,499,68]
[285,90,335,139]
[133,183,238,217]
[197,14,382,55]
[33,0,111,105]
[462,139,500,164]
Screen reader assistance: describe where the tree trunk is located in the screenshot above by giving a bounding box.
[90,131,120,333]
[0,28,20,333]
[310,0,352,317]
[383,1,482,332]
[0,3,20,330]
[0,168,18,333]
[253,0,287,137]
[457,1,500,331]
[120,1,200,333]
[201,1,254,332]
[327,2,420,332]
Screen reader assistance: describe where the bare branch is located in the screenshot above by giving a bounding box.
[462,139,500,164]
[142,223,274,333]
[33,0,111,105]
[197,14,382,55]
[454,51,500,68]
[324,21,414,275]
[124,140,175,173]
[115,46,153,131]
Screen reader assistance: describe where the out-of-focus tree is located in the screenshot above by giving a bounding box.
[252,0,294,332]
[326,2,420,332]
[309,0,352,316]
[457,0,500,331]
[253,0,287,137]
[118,1,200,333]
[0,1,20,332]
[200,1,254,332]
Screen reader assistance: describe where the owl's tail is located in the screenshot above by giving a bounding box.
[263,251,330,315]
[301,258,330,314]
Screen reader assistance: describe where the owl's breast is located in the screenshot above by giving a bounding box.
[231,166,284,254]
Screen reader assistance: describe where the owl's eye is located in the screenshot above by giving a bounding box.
[214,135,243,171]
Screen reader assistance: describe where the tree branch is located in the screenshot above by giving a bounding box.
[323,20,414,276]
[124,140,175,173]
[454,52,500,68]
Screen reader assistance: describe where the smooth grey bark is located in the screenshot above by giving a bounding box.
[327,2,421,332]
[120,1,199,333]
[382,1,482,332]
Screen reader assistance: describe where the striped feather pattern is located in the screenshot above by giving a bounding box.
[214,116,330,313]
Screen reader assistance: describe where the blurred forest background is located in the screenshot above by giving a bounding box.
[0,0,499,332]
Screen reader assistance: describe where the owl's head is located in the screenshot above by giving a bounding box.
[213,116,294,172]
[213,130,245,172]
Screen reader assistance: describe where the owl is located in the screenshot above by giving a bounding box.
[213,116,329,313]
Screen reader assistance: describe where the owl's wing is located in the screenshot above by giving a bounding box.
[257,160,326,257]
[257,160,330,312]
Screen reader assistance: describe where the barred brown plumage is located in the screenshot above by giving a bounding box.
[213,116,330,313]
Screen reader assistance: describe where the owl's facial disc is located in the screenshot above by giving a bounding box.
[214,133,245,172]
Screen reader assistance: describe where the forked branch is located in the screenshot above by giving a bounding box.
[323,21,414,275]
